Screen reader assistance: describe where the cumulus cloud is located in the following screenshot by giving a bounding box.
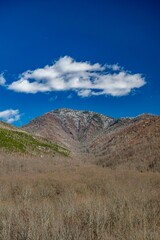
[0,109,20,123]
[0,73,6,86]
[8,56,146,97]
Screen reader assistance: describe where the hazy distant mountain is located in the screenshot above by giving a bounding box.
[22,109,160,172]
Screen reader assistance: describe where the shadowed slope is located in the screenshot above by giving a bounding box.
[90,115,160,171]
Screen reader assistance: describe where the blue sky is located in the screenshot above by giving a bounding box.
[0,0,160,126]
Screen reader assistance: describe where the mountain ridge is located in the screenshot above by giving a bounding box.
[22,108,115,149]
[0,108,159,172]
[21,108,160,171]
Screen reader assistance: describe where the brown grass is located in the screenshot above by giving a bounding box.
[0,152,160,239]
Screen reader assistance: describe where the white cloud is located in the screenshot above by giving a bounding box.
[0,73,6,86]
[8,56,146,97]
[77,89,92,97]
[0,109,20,123]
[106,64,121,71]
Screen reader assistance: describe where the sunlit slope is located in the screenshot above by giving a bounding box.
[0,123,70,156]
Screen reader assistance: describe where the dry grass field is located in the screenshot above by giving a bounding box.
[0,153,160,240]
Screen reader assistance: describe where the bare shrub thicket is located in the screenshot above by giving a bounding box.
[0,158,160,240]
[0,150,77,175]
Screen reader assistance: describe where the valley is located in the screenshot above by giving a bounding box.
[0,109,160,239]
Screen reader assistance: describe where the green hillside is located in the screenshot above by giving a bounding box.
[0,127,70,156]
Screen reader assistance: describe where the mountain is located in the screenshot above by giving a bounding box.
[22,109,160,172]
[22,108,114,150]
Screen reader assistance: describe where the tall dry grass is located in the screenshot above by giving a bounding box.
[0,157,160,240]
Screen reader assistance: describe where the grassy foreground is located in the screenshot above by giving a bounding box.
[0,161,159,240]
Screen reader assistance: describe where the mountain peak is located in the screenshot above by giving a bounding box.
[20,109,160,171]
[22,108,114,149]
[50,108,108,116]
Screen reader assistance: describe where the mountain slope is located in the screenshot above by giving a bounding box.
[89,115,160,171]
[22,108,114,150]
[22,109,160,171]
[0,121,69,156]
